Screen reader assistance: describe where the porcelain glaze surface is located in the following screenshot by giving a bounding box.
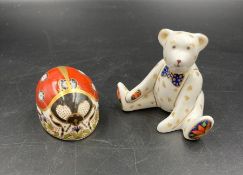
[117,29,214,140]
[36,66,99,140]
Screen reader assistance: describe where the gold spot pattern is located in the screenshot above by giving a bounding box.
[187,85,192,91]
[184,96,190,101]
[167,123,172,127]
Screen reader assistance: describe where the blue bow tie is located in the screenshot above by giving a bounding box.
[161,66,184,87]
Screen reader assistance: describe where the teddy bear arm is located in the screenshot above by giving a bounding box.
[173,70,203,116]
[157,70,203,133]
[125,59,165,102]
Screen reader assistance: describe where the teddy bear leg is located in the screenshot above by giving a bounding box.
[117,82,157,111]
[181,91,214,140]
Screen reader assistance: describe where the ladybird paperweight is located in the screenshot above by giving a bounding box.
[36,66,99,140]
[117,29,214,140]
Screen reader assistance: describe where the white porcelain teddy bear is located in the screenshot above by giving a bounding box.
[117,29,214,140]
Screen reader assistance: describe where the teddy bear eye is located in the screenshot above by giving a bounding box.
[172,45,176,49]
[187,46,191,50]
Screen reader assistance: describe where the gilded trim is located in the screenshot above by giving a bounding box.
[57,66,72,90]
[40,88,97,111]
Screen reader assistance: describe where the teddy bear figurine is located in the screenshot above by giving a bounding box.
[117,29,214,140]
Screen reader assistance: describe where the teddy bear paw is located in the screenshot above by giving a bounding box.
[185,116,214,140]
[117,82,130,111]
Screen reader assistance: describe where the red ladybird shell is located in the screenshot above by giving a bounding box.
[36,66,98,110]
[36,66,99,140]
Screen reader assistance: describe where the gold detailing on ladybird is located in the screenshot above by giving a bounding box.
[57,67,79,92]
[41,88,97,111]
[62,108,99,140]
[58,66,72,90]
[37,66,99,141]
[38,103,99,140]
[59,78,78,91]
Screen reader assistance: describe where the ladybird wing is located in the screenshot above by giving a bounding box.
[78,100,91,117]
[56,105,72,120]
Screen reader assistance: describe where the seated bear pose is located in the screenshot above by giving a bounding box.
[117,29,214,140]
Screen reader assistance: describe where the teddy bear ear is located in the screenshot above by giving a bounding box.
[158,29,173,47]
[195,33,209,51]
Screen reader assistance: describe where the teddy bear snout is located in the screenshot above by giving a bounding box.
[177,59,181,64]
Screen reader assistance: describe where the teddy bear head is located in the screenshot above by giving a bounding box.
[158,29,208,73]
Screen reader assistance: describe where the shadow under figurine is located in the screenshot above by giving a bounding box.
[117,28,214,140]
